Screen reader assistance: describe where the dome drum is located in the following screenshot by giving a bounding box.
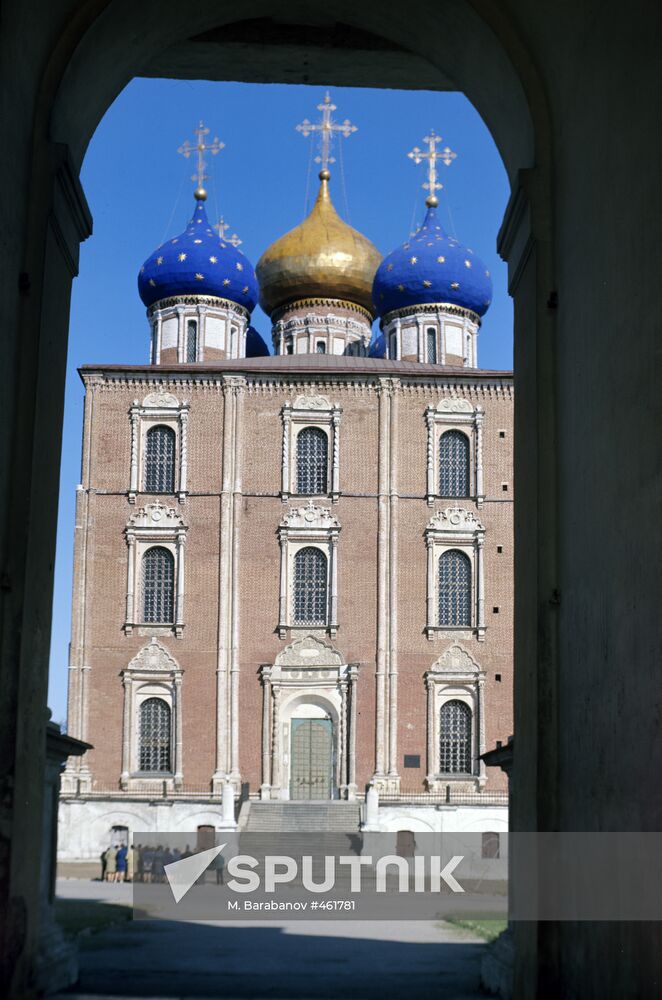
[149,296,250,365]
[273,299,372,357]
[381,304,480,367]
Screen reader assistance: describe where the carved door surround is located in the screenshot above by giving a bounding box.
[259,635,359,801]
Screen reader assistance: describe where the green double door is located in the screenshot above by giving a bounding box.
[290,718,333,800]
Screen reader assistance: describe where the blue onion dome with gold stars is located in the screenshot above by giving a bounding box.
[373,200,492,320]
[138,194,258,312]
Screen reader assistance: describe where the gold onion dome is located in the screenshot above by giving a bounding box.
[256,170,381,317]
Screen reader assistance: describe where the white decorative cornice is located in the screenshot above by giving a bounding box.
[382,301,481,325]
[274,634,344,668]
[426,507,484,533]
[147,294,249,319]
[79,370,513,398]
[280,500,340,530]
[128,502,186,530]
[272,297,373,324]
[278,313,370,335]
[125,637,182,675]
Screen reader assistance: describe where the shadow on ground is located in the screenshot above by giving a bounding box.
[58,894,486,999]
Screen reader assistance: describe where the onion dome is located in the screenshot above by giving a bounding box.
[256,170,381,317]
[138,194,258,312]
[373,200,492,319]
[246,325,269,357]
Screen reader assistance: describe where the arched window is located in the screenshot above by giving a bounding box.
[426,327,437,364]
[142,547,175,624]
[439,430,470,497]
[293,547,328,625]
[186,319,198,363]
[439,700,472,774]
[144,425,176,493]
[139,697,171,772]
[296,427,328,495]
[438,549,471,626]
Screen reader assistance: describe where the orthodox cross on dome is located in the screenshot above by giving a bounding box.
[295,91,357,172]
[178,121,225,200]
[214,216,242,247]
[408,130,457,206]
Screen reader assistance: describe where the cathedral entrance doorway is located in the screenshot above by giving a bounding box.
[260,636,359,801]
[290,717,333,800]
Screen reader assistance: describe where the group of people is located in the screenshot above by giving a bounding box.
[100,843,133,882]
[100,842,226,884]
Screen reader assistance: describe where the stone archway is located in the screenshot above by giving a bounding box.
[2,4,558,995]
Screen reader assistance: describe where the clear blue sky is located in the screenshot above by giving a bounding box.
[47,78,512,725]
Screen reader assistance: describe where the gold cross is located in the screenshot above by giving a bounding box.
[213,216,242,247]
[408,131,457,205]
[295,92,357,172]
[178,121,225,199]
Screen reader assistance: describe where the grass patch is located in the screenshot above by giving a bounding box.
[54,898,133,938]
[443,917,507,942]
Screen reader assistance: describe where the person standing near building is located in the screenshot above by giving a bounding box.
[127,844,134,883]
[105,844,117,882]
[116,844,128,883]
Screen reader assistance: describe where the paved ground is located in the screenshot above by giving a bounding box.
[56,879,487,999]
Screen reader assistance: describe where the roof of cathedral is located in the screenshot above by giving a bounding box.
[81,355,512,379]
[138,196,258,312]
[256,170,382,317]
[373,202,493,320]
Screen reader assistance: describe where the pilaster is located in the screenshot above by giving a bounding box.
[260,666,272,798]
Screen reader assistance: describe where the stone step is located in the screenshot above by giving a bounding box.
[245,801,361,833]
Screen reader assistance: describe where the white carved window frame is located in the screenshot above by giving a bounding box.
[425,398,485,506]
[424,644,486,790]
[120,638,184,791]
[277,502,340,639]
[129,391,190,504]
[281,395,342,503]
[124,502,187,638]
[425,507,486,641]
